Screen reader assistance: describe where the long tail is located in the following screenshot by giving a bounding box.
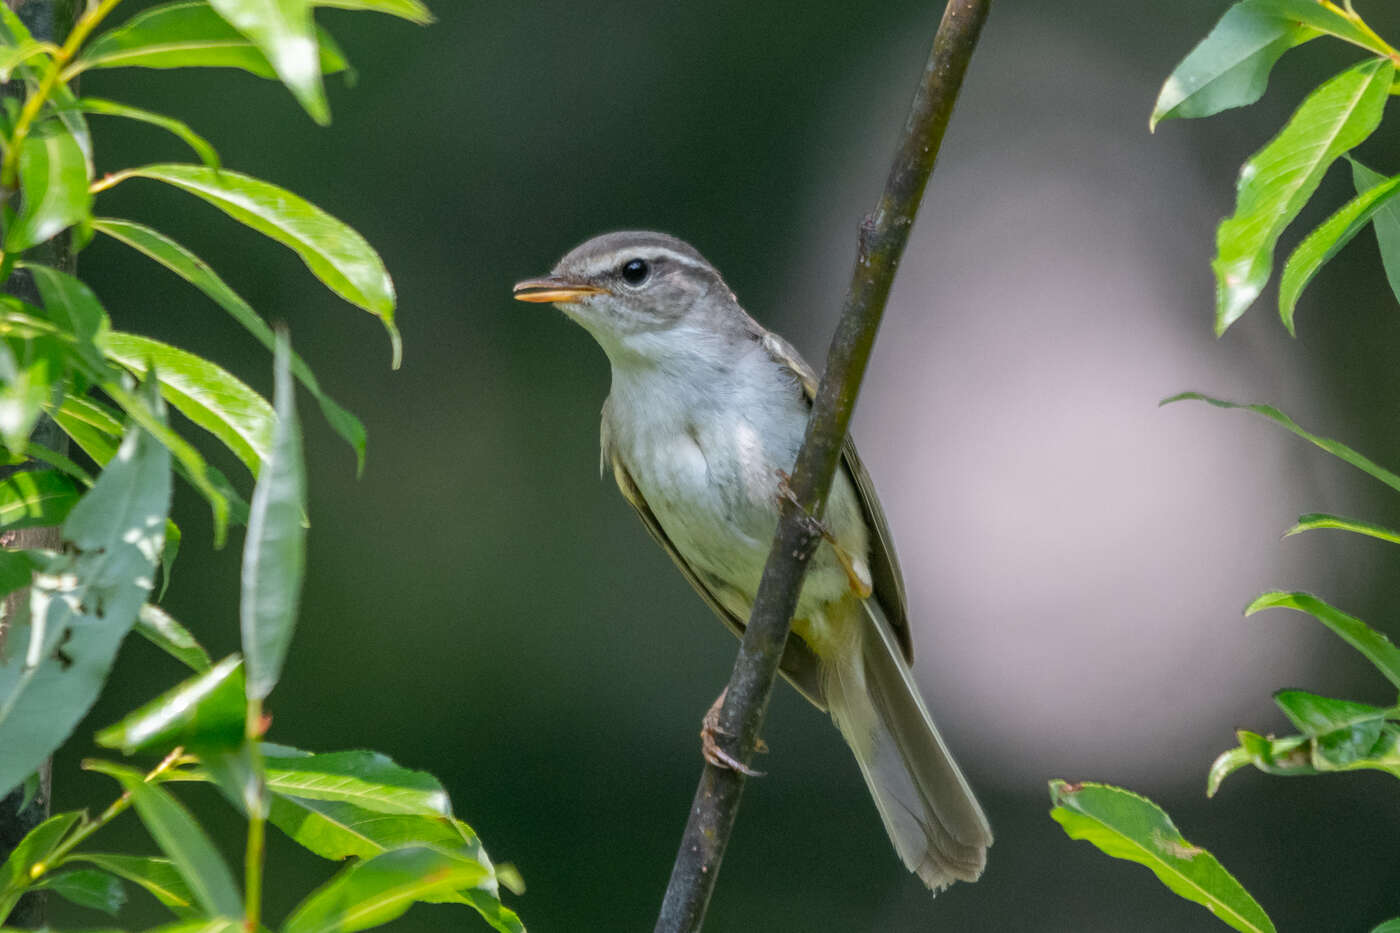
[822,600,992,892]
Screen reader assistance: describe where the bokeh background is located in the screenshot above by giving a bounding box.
[41,0,1400,929]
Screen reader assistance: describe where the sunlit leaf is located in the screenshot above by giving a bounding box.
[85,761,243,918]
[259,748,452,817]
[315,0,434,24]
[93,218,367,469]
[1284,512,1400,544]
[0,343,53,453]
[1151,0,1317,130]
[268,797,523,932]
[1209,725,1400,792]
[0,39,55,83]
[111,165,400,366]
[134,604,212,673]
[1279,170,1400,333]
[68,98,220,170]
[65,853,199,918]
[1162,393,1400,493]
[0,469,80,530]
[1255,0,1389,55]
[1049,780,1274,933]
[0,811,81,917]
[33,868,126,916]
[159,517,180,598]
[1353,158,1400,308]
[241,332,305,700]
[208,0,328,123]
[282,847,488,933]
[95,655,245,755]
[76,1,347,79]
[1247,591,1400,688]
[101,379,230,543]
[7,440,93,487]
[26,262,109,347]
[101,330,274,477]
[0,395,170,797]
[6,120,92,252]
[1213,57,1392,334]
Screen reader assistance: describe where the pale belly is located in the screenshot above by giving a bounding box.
[620,409,868,625]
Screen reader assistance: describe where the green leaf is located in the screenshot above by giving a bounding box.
[33,869,126,916]
[261,748,452,817]
[6,120,92,252]
[101,379,230,543]
[76,2,347,79]
[1273,688,1390,736]
[241,332,305,700]
[85,761,243,918]
[92,218,366,470]
[0,395,171,796]
[1353,158,1400,307]
[1371,919,1400,933]
[0,343,53,453]
[268,798,523,932]
[1151,0,1317,130]
[0,39,55,83]
[95,655,245,755]
[0,811,81,916]
[26,263,108,347]
[1280,169,1400,332]
[0,469,79,529]
[1284,512,1400,544]
[144,921,241,933]
[65,853,199,918]
[134,604,212,673]
[208,0,328,124]
[1161,393,1400,493]
[159,517,180,598]
[67,99,219,170]
[1255,0,1390,55]
[1209,725,1400,791]
[113,165,400,366]
[101,330,274,477]
[0,549,39,602]
[52,391,248,533]
[1213,57,1393,334]
[7,440,93,487]
[282,847,488,933]
[1048,780,1274,933]
[1246,591,1400,688]
[315,0,434,23]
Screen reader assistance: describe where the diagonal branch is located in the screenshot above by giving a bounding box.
[653,2,992,930]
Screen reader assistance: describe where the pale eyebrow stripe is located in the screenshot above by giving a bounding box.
[585,246,711,275]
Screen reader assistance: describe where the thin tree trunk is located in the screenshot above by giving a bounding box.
[0,0,79,924]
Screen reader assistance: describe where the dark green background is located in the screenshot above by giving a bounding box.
[42,0,1400,929]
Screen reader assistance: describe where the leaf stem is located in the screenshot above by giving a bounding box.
[34,746,185,879]
[243,699,266,931]
[0,0,123,189]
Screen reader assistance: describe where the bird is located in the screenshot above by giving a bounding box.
[513,230,991,892]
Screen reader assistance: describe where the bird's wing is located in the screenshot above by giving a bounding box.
[602,419,828,709]
[758,331,914,663]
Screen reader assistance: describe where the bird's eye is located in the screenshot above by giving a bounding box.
[620,258,649,286]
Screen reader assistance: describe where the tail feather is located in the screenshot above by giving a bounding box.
[822,600,992,893]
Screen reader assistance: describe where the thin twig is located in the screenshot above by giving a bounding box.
[653,2,992,930]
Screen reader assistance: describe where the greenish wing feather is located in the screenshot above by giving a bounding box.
[757,331,914,662]
[604,437,828,710]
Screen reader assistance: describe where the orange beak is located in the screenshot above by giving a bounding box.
[512,277,606,303]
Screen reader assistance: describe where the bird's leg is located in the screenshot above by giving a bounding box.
[776,470,873,598]
[701,687,765,776]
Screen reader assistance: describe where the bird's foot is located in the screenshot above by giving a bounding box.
[701,687,764,776]
[775,470,873,599]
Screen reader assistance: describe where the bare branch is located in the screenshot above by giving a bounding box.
[654,2,992,930]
